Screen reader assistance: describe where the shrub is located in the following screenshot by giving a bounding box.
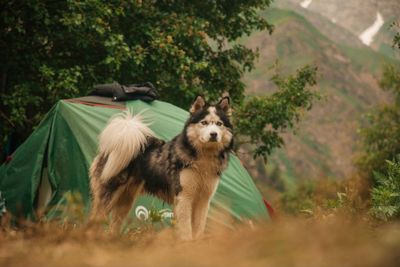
[370,159,400,221]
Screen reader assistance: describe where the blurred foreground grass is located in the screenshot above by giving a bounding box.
[1,213,400,267]
[1,176,399,267]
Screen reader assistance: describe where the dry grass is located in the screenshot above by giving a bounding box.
[1,214,400,267]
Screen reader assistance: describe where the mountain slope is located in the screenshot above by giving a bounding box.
[279,0,400,59]
[240,8,398,187]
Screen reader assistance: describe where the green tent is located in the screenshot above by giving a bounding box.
[0,96,270,225]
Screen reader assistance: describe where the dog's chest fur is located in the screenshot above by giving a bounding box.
[181,151,225,196]
[127,134,229,204]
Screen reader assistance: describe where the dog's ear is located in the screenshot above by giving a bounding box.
[190,95,206,114]
[217,96,232,116]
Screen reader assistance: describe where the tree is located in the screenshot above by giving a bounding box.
[356,21,400,220]
[235,65,317,159]
[1,0,317,160]
[357,25,400,178]
[356,68,400,177]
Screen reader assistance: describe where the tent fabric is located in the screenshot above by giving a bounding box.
[68,96,125,107]
[0,98,269,224]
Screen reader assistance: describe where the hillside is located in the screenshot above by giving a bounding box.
[240,8,399,188]
[279,0,400,59]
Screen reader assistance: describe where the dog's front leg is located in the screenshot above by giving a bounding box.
[175,169,197,240]
[174,193,193,240]
[192,177,219,239]
[191,198,210,239]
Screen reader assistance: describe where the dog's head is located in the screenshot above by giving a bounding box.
[185,95,233,152]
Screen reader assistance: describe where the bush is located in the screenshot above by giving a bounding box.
[370,159,400,221]
[279,177,367,217]
[280,180,316,215]
[356,64,400,178]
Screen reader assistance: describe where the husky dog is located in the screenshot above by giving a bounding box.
[89,95,233,240]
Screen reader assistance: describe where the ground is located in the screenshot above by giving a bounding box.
[1,215,400,267]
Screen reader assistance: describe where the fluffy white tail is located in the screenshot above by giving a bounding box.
[97,111,154,182]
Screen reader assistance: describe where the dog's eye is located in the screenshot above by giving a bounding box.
[201,121,208,125]
[216,121,223,126]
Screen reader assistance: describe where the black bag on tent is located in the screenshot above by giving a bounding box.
[89,82,158,102]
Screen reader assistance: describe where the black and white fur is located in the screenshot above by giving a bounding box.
[89,95,233,240]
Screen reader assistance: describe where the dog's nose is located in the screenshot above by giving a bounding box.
[210,132,218,140]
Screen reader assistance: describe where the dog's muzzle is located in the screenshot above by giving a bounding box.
[209,132,218,142]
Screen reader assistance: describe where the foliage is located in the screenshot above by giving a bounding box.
[46,191,87,225]
[0,0,318,159]
[356,26,400,221]
[280,180,316,215]
[391,21,400,50]
[354,44,400,176]
[356,63,400,177]
[280,177,366,217]
[371,159,400,221]
[394,32,400,50]
[235,65,319,159]
[380,63,400,104]
[357,105,400,177]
